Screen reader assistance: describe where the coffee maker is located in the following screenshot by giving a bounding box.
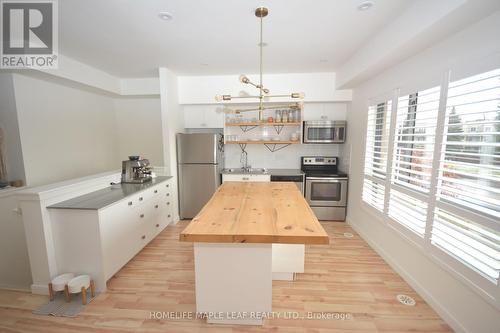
[121,156,152,184]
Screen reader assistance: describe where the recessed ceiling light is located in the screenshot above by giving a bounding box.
[357,1,374,11]
[158,11,173,21]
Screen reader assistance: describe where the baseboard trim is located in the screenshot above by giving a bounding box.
[31,283,49,295]
[348,219,468,333]
[0,284,31,292]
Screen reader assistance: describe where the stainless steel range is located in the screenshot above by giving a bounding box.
[301,156,348,221]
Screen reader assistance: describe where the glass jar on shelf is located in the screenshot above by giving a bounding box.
[282,110,289,123]
[275,110,282,123]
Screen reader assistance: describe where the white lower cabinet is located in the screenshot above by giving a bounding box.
[100,179,175,282]
[50,178,174,292]
[222,174,271,182]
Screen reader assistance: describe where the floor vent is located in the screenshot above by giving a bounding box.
[397,294,416,306]
[343,232,354,238]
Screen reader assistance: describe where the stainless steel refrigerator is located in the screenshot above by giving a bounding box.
[177,133,223,219]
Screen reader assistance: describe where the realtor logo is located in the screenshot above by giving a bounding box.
[1,0,58,69]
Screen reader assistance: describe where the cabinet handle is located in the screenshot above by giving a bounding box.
[140,214,145,218]
[128,201,133,206]
[166,202,170,205]
[168,214,171,218]
[242,177,249,181]
[139,197,144,201]
[155,205,159,209]
[166,193,170,197]
[154,190,158,194]
[141,235,146,240]
[156,223,159,228]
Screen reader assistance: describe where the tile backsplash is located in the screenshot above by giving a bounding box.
[224,143,349,172]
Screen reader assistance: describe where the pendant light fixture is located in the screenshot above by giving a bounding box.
[215,7,305,121]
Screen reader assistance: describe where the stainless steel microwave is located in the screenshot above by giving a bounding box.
[303,120,346,144]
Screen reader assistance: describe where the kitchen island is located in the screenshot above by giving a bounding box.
[180,181,329,325]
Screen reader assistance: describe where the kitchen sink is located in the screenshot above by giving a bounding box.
[223,168,268,174]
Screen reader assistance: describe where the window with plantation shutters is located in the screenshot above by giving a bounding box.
[432,208,500,282]
[361,67,500,299]
[362,101,392,211]
[431,68,500,283]
[437,68,500,218]
[388,87,441,237]
[362,178,385,211]
[392,87,441,193]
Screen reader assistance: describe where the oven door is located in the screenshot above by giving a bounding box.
[305,177,347,207]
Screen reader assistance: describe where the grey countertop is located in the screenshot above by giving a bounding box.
[221,168,303,176]
[47,176,172,211]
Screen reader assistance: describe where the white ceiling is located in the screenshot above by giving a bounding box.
[58,0,415,78]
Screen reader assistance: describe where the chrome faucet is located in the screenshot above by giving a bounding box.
[240,149,251,172]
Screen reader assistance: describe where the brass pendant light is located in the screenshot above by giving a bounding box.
[215,7,305,121]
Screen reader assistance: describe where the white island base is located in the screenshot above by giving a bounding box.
[194,243,305,325]
[272,244,305,281]
[194,243,272,325]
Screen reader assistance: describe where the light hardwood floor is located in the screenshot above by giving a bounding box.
[0,221,453,332]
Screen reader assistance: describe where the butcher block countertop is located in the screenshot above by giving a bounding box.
[180,182,329,245]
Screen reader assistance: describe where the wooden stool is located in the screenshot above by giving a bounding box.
[66,275,95,305]
[48,273,74,301]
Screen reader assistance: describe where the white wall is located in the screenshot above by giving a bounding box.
[346,11,500,333]
[39,54,160,96]
[113,97,163,166]
[0,190,31,290]
[8,74,165,187]
[159,68,184,221]
[12,74,120,186]
[178,72,352,104]
[0,73,26,183]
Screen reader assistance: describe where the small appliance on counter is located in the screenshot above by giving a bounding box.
[303,120,346,144]
[121,156,152,184]
[301,156,348,221]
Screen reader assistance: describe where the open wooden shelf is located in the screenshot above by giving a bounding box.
[225,122,301,126]
[225,140,300,144]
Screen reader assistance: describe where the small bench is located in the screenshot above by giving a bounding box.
[65,275,95,305]
[48,273,74,301]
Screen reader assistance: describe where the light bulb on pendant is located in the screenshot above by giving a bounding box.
[215,95,232,102]
[239,75,250,84]
[291,92,305,99]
